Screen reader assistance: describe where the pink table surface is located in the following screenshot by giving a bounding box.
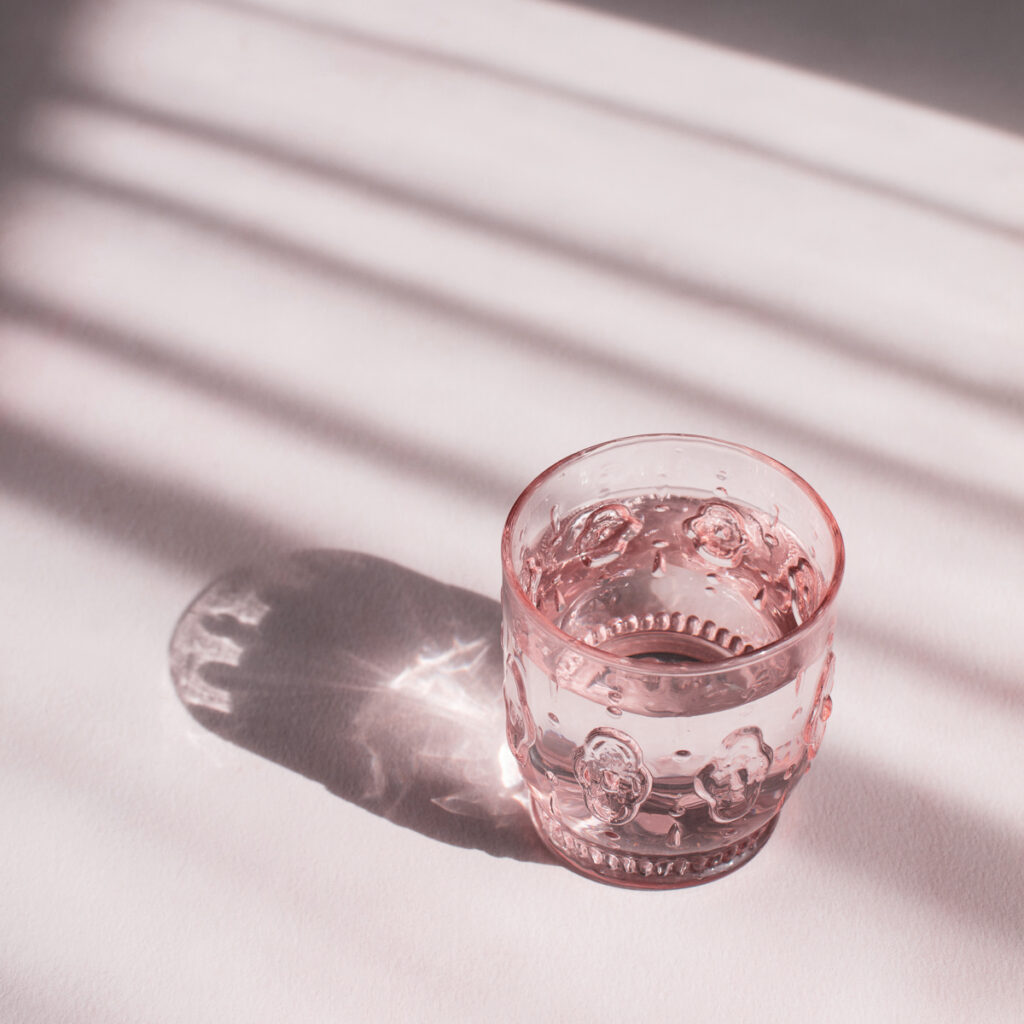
[2,2,1022,1021]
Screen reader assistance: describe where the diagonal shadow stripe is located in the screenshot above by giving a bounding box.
[797,750,1024,942]
[44,78,1024,420]
[3,289,1017,719]
[546,0,1024,139]
[14,151,1024,533]
[0,418,297,573]
[843,614,1023,717]
[195,0,1024,245]
[0,0,77,168]
[0,287,514,508]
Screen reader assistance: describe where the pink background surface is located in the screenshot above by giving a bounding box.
[2,1,1022,1020]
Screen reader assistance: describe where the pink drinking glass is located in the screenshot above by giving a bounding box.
[501,434,844,888]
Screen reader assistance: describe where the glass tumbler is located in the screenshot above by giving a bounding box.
[501,434,844,888]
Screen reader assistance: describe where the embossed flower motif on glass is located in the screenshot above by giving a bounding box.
[501,435,844,888]
[694,727,774,823]
[571,503,643,567]
[686,502,748,566]
[572,728,653,825]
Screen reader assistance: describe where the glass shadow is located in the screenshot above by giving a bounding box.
[168,548,552,864]
[167,550,1023,935]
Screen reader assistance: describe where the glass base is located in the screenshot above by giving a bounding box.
[529,796,779,890]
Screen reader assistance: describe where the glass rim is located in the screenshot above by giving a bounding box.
[501,433,845,679]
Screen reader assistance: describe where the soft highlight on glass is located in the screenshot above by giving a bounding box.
[501,434,844,888]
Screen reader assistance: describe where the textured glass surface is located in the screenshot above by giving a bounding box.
[501,435,843,888]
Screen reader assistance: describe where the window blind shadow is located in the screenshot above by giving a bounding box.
[11,154,1023,532]
[546,0,1024,137]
